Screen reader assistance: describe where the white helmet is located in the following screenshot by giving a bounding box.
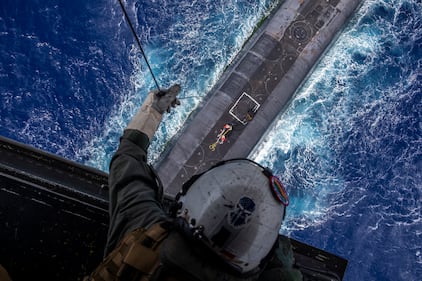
[176,159,289,274]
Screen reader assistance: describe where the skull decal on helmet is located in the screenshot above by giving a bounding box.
[228,196,256,228]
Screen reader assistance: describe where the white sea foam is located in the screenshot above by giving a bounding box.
[80,0,279,170]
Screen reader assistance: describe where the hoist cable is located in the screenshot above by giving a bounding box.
[118,0,161,92]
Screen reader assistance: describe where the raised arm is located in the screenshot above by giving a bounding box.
[104,85,181,255]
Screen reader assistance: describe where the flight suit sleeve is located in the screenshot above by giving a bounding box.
[258,236,303,281]
[104,129,168,255]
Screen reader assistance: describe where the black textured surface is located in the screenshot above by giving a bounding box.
[0,136,109,280]
[0,176,108,281]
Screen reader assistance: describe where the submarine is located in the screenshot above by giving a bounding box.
[0,136,347,280]
[0,0,363,279]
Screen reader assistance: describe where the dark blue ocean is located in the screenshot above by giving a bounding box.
[1,0,421,280]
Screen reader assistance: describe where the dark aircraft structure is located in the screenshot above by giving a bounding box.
[0,136,347,280]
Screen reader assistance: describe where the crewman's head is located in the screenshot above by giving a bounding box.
[176,159,289,274]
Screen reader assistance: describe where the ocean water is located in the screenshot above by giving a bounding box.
[1,0,421,280]
[252,0,422,279]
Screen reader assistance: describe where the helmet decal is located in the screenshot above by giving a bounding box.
[270,176,289,206]
[228,196,256,228]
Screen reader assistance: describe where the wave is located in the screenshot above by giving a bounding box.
[251,0,421,279]
[79,0,280,171]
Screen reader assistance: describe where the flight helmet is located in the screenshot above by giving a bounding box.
[176,159,289,274]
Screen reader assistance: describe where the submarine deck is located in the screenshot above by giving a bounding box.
[156,0,362,197]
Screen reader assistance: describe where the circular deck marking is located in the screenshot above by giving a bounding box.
[290,21,313,44]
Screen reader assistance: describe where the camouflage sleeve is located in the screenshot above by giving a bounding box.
[104,129,168,256]
[258,236,303,281]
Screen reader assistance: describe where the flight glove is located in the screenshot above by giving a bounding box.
[126,84,181,140]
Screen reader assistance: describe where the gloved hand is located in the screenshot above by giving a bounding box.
[153,84,181,113]
[126,84,181,140]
